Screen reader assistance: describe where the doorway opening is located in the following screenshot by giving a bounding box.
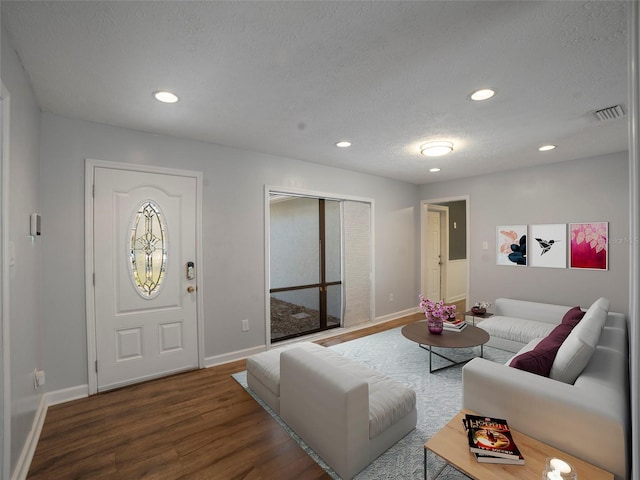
[421,196,469,314]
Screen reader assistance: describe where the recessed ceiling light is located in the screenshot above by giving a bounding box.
[538,145,556,151]
[470,88,495,101]
[153,90,179,103]
[420,141,453,157]
[429,168,441,173]
[336,141,351,148]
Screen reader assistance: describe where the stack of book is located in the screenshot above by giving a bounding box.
[462,413,525,465]
[443,318,467,332]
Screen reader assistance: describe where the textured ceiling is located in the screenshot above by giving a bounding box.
[1,1,629,184]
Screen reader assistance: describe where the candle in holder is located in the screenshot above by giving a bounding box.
[549,458,572,473]
[543,457,577,480]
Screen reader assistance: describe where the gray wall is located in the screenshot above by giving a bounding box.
[420,151,630,314]
[1,27,44,475]
[39,112,420,392]
[439,200,466,260]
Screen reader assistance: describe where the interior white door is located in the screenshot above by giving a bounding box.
[427,210,442,300]
[93,167,198,391]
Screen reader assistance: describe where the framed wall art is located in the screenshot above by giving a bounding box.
[497,225,527,266]
[529,224,567,268]
[569,222,608,270]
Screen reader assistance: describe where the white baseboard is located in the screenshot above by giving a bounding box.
[45,385,89,407]
[375,307,420,324]
[205,307,421,366]
[446,294,467,303]
[11,385,89,479]
[204,345,266,368]
[11,396,47,480]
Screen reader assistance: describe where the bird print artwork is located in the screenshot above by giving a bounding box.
[535,238,559,255]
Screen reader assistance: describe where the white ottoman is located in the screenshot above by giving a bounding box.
[246,341,327,413]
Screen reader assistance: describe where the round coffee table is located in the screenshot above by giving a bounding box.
[401,321,490,373]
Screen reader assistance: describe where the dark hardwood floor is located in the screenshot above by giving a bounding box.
[28,313,428,479]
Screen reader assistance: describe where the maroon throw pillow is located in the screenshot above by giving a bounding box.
[561,306,585,327]
[509,323,575,377]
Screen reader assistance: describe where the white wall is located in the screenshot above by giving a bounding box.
[39,112,420,392]
[421,151,630,314]
[1,27,43,476]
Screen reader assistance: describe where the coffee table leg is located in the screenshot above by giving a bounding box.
[424,446,427,480]
[420,344,483,373]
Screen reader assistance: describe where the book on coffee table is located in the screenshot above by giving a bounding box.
[463,414,525,464]
[473,451,525,465]
[443,318,467,332]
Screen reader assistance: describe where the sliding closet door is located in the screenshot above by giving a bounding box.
[343,201,372,327]
[269,195,341,342]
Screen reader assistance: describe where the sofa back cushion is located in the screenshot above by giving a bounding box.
[561,306,586,327]
[494,298,574,325]
[549,298,609,384]
[508,306,585,376]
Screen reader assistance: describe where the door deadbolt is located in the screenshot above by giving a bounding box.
[186,261,195,280]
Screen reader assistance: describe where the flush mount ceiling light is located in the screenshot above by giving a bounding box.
[153,90,179,103]
[420,141,453,157]
[470,88,495,101]
[336,141,352,148]
[538,144,556,152]
[429,168,441,173]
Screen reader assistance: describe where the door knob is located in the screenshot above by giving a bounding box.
[187,285,195,293]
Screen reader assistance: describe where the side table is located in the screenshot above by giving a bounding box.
[463,310,493,325]
[424,409,614,480]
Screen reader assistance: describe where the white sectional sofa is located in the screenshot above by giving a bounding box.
[462,298,629,480]
[247,342,417,480]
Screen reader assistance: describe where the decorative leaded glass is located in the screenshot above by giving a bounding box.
[129,201,167,297]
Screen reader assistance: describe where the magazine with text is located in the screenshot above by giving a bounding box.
[463,414,524,462]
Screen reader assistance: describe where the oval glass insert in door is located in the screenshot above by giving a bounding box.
[128,200,168,298]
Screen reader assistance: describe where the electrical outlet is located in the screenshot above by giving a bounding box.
[389,293,394,302]
[33,369,45,389]
[241,319,249,332]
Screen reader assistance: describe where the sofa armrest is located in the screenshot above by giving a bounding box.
[463,358,627,479]
[280,347,370,480]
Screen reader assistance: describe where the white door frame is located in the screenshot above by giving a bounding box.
[1,80,11,480]
[85,159,205,395]
[420,195,470,304]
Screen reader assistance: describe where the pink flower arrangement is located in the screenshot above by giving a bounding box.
[418,295,457,322]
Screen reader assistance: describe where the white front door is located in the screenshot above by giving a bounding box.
[427,210,442,300]
[93,166,199,391]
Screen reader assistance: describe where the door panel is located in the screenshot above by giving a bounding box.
[269,195,342,342]
[94,167,198,391]
[427,210,441,300]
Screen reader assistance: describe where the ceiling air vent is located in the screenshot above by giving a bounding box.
[593,105,625,121]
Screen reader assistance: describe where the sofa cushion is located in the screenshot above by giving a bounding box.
[561,306,586,327]
[478,316,556,345]
[509,322,575,376]
[549,298,608,384]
